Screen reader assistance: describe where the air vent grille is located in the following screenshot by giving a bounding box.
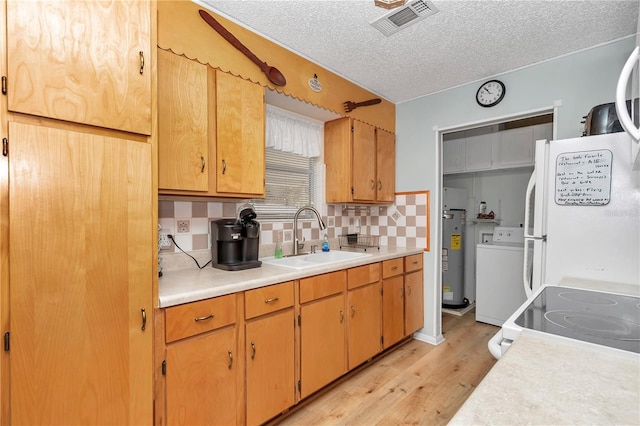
[371,0,439,36]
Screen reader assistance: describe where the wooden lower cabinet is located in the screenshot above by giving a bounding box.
[382,275,405,349]
[245,309,295,425]
[405,269,424,335]
[166,327,238,425]
[299,293,347,399]
[347,282,382,369]
[8,122,153,424]
[160,256,423,425]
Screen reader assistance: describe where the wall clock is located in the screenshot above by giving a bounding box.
[476,80,505,107]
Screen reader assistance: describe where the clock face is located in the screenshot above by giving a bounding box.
[476,80,505,107]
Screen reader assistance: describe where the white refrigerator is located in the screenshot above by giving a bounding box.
[523,132,640,297]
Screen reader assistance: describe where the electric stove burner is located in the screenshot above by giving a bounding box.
[515,286,640,354]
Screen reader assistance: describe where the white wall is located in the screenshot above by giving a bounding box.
[399,36,636,344]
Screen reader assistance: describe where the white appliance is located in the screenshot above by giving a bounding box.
[615,46,640,170]
[475,227,528,327]
[489,132,640,359]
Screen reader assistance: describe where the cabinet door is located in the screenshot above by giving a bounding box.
[464,128,493,171]
[216,71,265,196]
[166,328,237,426]
[405,270,424,335]
[497,126,535,168]
[376,129,396,202]
[7,1,151,135]
[246,309,295,425]
[300,294,346,398]
[158,49,209,192]
[382,275,404,349]
[352,121,376,201]
[9,122,152,424]
[442,138,465,174]
[347,283,381,369]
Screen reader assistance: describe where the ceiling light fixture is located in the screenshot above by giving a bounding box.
[374,0,407,10]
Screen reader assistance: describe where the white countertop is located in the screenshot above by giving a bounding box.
[158,246,423,308]
[449,333,640,425]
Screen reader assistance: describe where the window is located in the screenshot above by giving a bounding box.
[252,105,324,220]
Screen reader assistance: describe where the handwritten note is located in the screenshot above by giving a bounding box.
[555,149,612,206]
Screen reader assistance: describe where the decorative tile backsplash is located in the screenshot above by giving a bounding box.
[158,191,429,257]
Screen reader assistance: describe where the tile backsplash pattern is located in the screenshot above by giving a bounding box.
[158,191,429,257]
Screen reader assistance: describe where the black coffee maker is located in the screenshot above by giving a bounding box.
[211,206,262,271]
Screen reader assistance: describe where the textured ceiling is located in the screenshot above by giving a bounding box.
[199,0,639,104]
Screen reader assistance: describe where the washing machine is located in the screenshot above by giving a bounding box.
[475,227,529,327]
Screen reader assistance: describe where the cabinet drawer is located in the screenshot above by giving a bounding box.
[382,258,404,279]
[245,281,294,319]
[347,263,380,290]
[165,294,236,343]
[404,253,423,272]
[299,270,346,304]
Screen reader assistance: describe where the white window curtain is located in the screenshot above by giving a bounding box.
[266,105,322,158]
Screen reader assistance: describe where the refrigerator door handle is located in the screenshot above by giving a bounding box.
[615,45,640,141]
[523,238,534,298]
[523,169,536,239]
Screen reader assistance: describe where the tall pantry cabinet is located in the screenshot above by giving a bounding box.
[1,1,154,424]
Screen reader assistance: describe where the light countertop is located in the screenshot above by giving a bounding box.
[449,333,640,425]
[158,246,423,308]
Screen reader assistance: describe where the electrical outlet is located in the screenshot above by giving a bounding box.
[176,219,190,233]
[159,232,172,249]
[283,230,293,241]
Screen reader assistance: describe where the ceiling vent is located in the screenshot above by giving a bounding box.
[371,0,439,36]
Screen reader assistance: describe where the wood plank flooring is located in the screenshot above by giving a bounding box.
[276,309,498,426]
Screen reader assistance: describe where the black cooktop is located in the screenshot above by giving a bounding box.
[515,286,640,354]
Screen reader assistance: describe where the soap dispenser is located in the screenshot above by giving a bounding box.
[322,233,330,252]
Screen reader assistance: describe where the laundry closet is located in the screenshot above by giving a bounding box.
[442,115,553,315]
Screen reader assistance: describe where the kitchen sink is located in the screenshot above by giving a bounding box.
[261,250,372,270]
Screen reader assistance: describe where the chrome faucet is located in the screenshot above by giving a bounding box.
[293,206,326,256]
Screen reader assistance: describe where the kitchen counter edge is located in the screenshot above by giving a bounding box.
[158,247,423,308]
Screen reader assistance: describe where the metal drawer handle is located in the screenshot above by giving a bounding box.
[228,350,233,369]
[139,51,145,74]
[251,341,256,360]
[194,314,214,322]
[264,297,279,304]
[222,159,227,174]
[407,285,412,296]
[391,266,398,270]
[378,180,382,190]
[370,179,375,189]
[351,305,356,317]
[201,156,205,173]
[340,310,344,323]
[141,308,146,331]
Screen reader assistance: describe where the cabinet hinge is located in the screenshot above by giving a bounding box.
[162,360,166,376]
[2,138,7,157]
[3,332,9,351]
[297,314,301,327]
[1,76,6,95]
[351,187,354,195]
[351,126,354,133]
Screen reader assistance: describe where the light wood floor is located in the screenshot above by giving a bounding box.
[276,309,498,426]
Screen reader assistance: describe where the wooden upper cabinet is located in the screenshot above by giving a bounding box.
[325,117,395,204]
[216,71,265,196]
[7,1,151,135]
[352,120,377,201]
[157,52,266,198]
[158,49,209,192]
[376,129,396,203]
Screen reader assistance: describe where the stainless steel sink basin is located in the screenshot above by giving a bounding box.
[261,250,372,270]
